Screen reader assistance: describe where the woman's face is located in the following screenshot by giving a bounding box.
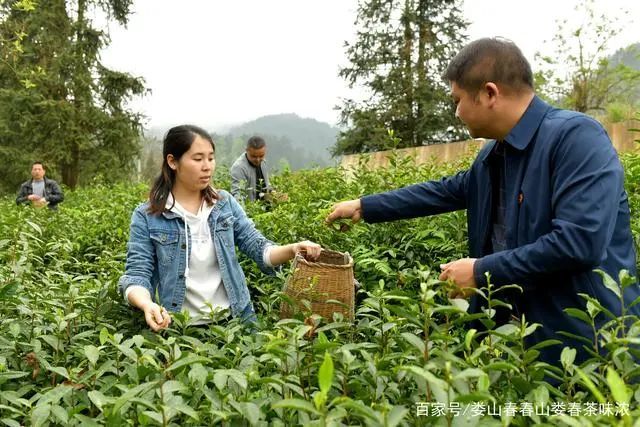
[169,135,215,193]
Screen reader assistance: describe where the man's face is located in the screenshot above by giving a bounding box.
[246,146,266,167]
[450,82,492,139]
[31,164,45,180]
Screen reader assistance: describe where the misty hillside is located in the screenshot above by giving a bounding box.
[219,113,340,170]
[609,42,640,103]
[141,114,340,182]
[229,113,338,159]
[610,42,640,69]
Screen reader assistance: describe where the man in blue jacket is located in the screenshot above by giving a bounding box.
[326,38,639,366]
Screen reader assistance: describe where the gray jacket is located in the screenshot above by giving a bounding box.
[230,153,271,202]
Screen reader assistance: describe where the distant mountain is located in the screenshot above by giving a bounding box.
[227,113,339,168]
[142,114,340,173]
[214,113,339,171]
[610,42,640,70]
[609,42,640,104]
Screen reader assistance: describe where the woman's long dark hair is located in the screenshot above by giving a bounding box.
[148,124,219,214]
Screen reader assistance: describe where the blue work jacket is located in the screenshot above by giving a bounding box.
[361,96,639,365]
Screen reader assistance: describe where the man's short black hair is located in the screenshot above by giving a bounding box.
[247,136,266,149]
[32,161,45,169]
[444,37,533,95]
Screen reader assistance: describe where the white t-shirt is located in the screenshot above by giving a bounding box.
[172,198,230,319]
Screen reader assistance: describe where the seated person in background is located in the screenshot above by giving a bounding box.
[119,125,320,331]
[230,136,271,202]
[16,161,64,210]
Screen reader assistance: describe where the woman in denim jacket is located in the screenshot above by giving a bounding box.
[119,125,321,331]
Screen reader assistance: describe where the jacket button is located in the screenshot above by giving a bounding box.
[172,303,177,307]
[179,274,184,279]
[181,244,186,249]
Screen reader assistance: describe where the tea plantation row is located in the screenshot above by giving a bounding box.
[1,153,639,426]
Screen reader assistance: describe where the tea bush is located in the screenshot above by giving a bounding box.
[0,153,639,426]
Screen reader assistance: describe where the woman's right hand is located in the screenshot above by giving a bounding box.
[292,240,322,261]
[127,287,171,332]
[140,301,172,331]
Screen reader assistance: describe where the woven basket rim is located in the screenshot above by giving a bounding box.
[294,249,353,268]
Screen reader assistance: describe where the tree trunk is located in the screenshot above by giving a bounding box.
[416,0,429,143]
[400,0,415,146]
[61,143,80,188]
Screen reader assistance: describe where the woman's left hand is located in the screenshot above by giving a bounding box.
[292,240,322,261]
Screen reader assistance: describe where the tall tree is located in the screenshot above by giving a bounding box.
[0,0,145,192]
[534,0,640,114]
[333,0,468,155]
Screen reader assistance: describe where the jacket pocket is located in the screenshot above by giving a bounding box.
[216,215,236,248]
[150,230,179,266]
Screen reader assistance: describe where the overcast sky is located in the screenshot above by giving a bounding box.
[100,0,640,131]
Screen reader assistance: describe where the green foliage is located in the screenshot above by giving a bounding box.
[334,0,468,155]
[607,42,640,113]
[0,153,640,425]
[605,102,638,123]
[0,0,146,193]
[534,0,640,114]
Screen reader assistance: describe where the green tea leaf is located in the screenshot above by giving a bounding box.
[84,345,100,366]
[31,404,50,427]
[559,347,575,372]
[99,328,110,345]
[166,355,210,372]
[595,269,621,299]
[401,332,425,354]
[47,366,69,379]
[386,405,408,427]
[318,351,334,395]
[606,367,630,404]
[272,398,321,415]
[88,390,113,412]
[464,329,477,351]
[575,368,606,404]
[237,402,261,426]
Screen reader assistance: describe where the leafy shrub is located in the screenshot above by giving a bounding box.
[0,153,639,426]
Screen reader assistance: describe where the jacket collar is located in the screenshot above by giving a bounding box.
[479,95,551,163]
[244,153,266,170]
[161,190,228,220]
[29,177,49,185]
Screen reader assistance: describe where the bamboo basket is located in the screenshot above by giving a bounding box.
[280,249,355,321]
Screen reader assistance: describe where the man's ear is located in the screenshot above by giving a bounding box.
[484,82,499,107]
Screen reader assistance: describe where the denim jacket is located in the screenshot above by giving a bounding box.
[118,190,276,321]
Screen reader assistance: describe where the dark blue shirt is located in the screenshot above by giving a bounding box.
[489,142,508,254]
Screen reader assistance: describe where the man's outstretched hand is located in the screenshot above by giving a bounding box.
[325,199,362,224]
